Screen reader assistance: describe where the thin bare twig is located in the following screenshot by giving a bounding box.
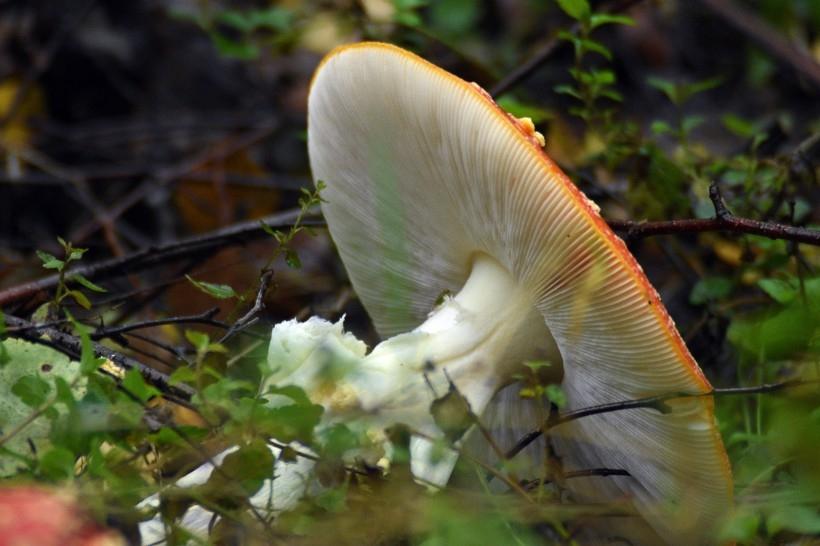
[521,468,631,491]
[119,330,189,363]
[2,314,194,402]
[69,123,280,243]
[218,269,274,344]
[505,379,817,460]
[91,307,225,340]
[693,0,820,91]
[608,182,820,246]
[0,207,321,307]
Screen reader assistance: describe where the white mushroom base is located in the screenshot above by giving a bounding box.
[139,254,561,544]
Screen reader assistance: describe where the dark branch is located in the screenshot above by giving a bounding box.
[505,379,817,460]
[0,207,321,307]
[608,182,820,246]
[693,0,820,91]
[3,314,194,402]
[3,182,818,313]
[218,269,274,344]
[521,468,631,490]
[90,307,226,340]
[69,123,279,243]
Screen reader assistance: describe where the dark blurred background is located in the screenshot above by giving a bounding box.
[0,0,818,378]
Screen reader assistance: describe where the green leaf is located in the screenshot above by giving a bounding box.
[252,386,324,442]
[577,37,612,60]
[589,69,615,85]
[0,314,8,367]
[556,0,590,21]
[751,132,769,151]
[720,509,761,542]
[634,145,689,217]
[767,505,820,535]
[650,76,723,106]
[0,339,86,477]
[53,377,77,409]
[11,375,52,407]
[122,368,161,403]
[68,248,87,261]
[75,322,101,375]
[319,424,359,459]
[680,76,723,101]
[651,120,673,136]
[553,83,582,100]
[728,277,820,360]
[393,0,427,7]
[496,96,553,124]
[599,88,623,102]
[394,10,422,26]
[36,250,64,270]
[70,274,106,293]
[647,77,680,105]
[185,330,210,354]
[266,385,316,408]
[251,7,292,31]
[259,220,280,238]
[169,366,197,386]
[757,277,798,304]
[722,114,758,139]
[185,275,238,300]
[218,7,292,33]
[38,446,76,480]
[314,486,347,513]
[430,0,480,35]
[284,248,302,269]
[523,360,553,372]
[690,277,734,305]
[65,290,91,309]
[210,32,259,60]
[681,115,705,134]
[589,13,634,29]
[545,384,567,409]
[217,10,255,32]
[211,439,275,500]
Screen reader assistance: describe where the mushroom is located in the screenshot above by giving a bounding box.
[306,42,733,544]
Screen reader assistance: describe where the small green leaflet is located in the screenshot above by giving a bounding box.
[185,275,238,300]
[70,274,106,293]
[36,250,64,270]
[556,0,590,21]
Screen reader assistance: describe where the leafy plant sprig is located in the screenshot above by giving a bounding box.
[648,75,723,164]
[553,0,634,129]
[36,238,106,311]
[260,180,326,270]
[186,181,325,301]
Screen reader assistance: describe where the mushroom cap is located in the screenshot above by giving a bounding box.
[308,42,732,543]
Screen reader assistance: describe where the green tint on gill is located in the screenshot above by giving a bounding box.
[368,137,413,332]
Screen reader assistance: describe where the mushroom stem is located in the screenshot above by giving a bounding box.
[299,254,561,484]
[356,253,560,424]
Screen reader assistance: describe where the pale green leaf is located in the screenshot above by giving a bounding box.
[186,275,238,300]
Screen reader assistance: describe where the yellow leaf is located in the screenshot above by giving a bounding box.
[0,77,44,152]
[712,238,743,266]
